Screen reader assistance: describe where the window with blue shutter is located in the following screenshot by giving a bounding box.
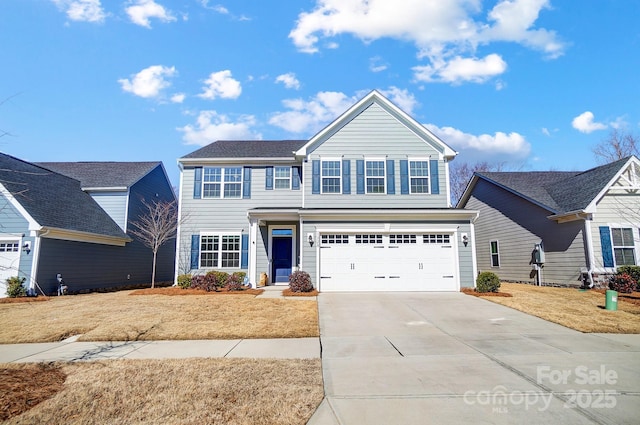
[400,160,409,194]
[265,166,273,190]
[599,226,614,267]
[386,159,395,194]
[243,167,251,198]
[312,160,320,194]
[292,166,301,190]
[193,167,202,199]
[241,234,249,269]
[342,159,351,194]
[356,160,365,194]
[190,234,200,269]
[430,159,440,195]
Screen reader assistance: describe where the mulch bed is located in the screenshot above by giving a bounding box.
[593,289,640,307]
[461,288,512,297]
[0,297,50,304]
[282,289,319,297]
[129,287,265,296]
[0,364,66,421]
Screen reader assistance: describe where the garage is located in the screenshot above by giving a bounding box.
[318,233,458,292]
[0,240,21,297]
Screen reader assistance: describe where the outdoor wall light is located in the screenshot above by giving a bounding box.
[462,234,469,247]
[308,233,314,247]
[22,241,31,254]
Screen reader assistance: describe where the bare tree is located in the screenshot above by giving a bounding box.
[592,129,640,164]
[128,199,178,288]
[450,161,504,206]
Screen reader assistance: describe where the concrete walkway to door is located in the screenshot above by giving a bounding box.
[308,292,640,425]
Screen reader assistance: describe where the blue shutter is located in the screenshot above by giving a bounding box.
[599,226,614,267]
[386,159,395,195]
[190,235,200,269]
[241,234,249,269]
[193,167,202,199]
[342,159,351,194]
[400,160,409,194]
[243,167,251,199]
[312,160,320,194]
[292,166,301,190]
[265,166,273,190]
[356,160,365,194]
[430,160,440,194]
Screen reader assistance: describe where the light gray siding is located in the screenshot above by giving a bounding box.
[304,103,449,208]
[90,191,128,231]
[0,195,34,285]
[467,179,586,286]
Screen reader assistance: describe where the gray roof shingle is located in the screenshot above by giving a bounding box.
[36,161,160,188]
[475,157,633,214]
[181,140,307,159]
[0,153,128,239]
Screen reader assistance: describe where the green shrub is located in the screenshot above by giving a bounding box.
[609,273,635,294]
[177,274,192,289]
[617,266,640,291]
[476,272,500,293]
[208,271,229,289]
[6,276,26,298]
[225,273,245,291]
[289,271,313,293]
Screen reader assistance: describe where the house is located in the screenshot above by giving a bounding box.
[0,154,176,296]
[176,90,479,292]
[457,156,640,287]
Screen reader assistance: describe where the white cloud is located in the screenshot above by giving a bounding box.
[178,111,260,146]
[275,73,301,90]
[378,87,418,115]
[198,70,242,100]
[118,65,176,99]
[269,91,356,134]
[572,111,607,134]
[171,93,186,103]
[369,56,388,72]
[199,1,228,14]
[125,0,176,28]
[290,0,564,85]
[413,53,507,84]
[52,0,107,23]
[426,123,531,162]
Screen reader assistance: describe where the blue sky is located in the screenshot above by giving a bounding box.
[2,0,639,187]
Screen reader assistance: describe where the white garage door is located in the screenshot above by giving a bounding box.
[319,233,457,292]
[0,241,21,298]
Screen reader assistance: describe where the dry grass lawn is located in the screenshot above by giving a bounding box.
[0,290,318,343]
[1,358,323,425]
[475,283,640,333]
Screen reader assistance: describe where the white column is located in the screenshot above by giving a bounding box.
[248,218,258,288]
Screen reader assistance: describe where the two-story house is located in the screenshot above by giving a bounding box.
[176,90,478,291]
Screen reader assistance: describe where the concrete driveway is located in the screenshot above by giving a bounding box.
[308,292,640,425]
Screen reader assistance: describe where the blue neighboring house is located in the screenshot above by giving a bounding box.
[0,153,176,296]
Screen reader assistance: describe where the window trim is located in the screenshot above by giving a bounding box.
[611,227,637,266]
[490,240,500,268]
[274,166,292,190]
[320,158,342,194]
[408,158,430,195]
[202,167,243,199]
[199,232,241,269]
[364,157,386,194]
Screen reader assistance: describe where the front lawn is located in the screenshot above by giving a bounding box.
[0,290,319,343]
[471,282,640,333]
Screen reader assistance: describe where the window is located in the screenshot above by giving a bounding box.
[490,240,500,267]
[0,242,19,252]
[202,167,242,198]
[365,160,385,194]
[321,160,341,193]
[612,228,636,266]
[389,234,416,244]
[355,234,383,244]
[409,160,429,194]
[423,234,450,244]
[200,234,240,268]
[274,166,291,190]
[321,234,349,244]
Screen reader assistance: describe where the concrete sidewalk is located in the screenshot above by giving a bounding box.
[308,292,640,425]
[0,336,320,363]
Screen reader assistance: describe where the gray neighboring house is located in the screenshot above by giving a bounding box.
[0,153,176,296]
[457,156,640,287]
[176,90,479,292]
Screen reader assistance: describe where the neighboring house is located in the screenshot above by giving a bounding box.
[457,156,640,287]
[176,90,479,292]
[0,153,176,296]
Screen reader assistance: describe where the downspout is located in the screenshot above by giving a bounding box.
[583,218,595,288]
[30,228,50,295]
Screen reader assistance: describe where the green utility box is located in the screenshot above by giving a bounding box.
[605,290,618,311]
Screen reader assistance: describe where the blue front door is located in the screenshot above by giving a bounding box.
[272,237,293,283]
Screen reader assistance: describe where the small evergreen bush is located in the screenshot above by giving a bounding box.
[609,273,635,294]
[6,276,26,298]
[289,271,313,293]
[617,266,640,291]
[177,274,192,289]
[476,272,500,293]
